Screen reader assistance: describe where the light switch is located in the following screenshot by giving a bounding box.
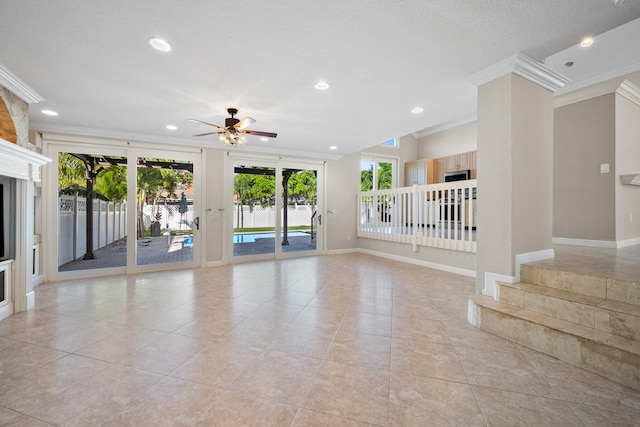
[600,163,610,173]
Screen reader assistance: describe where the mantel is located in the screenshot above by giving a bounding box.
[0,138,51,181]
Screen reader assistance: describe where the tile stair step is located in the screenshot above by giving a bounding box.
[469,294,640,391]
[520,264,640,306]
[497,281,640,340]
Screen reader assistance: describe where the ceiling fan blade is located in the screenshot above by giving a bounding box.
[244,130,277,138]
[235,117,256,130]
[193,131,224,137]
[188,118,225,129]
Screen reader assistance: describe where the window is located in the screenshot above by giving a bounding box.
[381,138,398,147]
[360,155,397,191]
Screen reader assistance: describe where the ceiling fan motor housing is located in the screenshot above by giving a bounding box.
[225,108,240,129]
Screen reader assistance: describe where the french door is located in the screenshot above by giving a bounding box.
[47,141,202,280]
[229,156,323,262]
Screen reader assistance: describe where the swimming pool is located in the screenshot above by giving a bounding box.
[233,231,310,244]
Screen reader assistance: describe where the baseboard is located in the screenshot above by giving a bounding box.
[32,274,44,287]
[0,303,12,321]
[617,237,640,248]
[515,248,555,282]
[205,260,228,268]
[325,248,358,255]
[356,248,476,278]
[552,237,617,248]
[483,271,515,300]
[26,291,35,310]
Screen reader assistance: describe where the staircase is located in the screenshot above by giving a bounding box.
[469,264,640,391]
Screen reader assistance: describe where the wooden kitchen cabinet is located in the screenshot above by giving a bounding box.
[469,151,477,178]
[404,158,435,186]
[446,152,470,172]
[435,158,446,183]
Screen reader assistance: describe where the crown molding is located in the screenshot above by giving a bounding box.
[553,79,623,108]
[30,122,342,161]
[554,78,640,109]
[467,52,570,92]
[617,79,640,107]
[0,62,44,104]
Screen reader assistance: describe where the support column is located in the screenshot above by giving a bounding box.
[470,54,568,296]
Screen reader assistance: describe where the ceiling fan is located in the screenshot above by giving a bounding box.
[189,108,277,145]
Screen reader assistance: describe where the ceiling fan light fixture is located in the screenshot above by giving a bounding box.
[149,37,172,52]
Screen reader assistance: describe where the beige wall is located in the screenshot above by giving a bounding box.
[203,149,225,262]
[553,94,616,241]
[417,121,477,159]
[615,93,640,242]
[325,151,360,251]
[476,73,554,290]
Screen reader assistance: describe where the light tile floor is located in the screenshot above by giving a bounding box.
[1,251,639,426]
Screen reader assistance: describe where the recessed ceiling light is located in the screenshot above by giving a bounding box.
[41,109,58,116]
[166,125,177,130]
[329,145,337,150]
[260,137,269,142]
[580,37,594,48]
[411,106,424,114]
[315,81,329,90]
[149,37,172,52]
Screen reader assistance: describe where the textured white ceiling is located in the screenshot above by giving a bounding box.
[1,1,640,158]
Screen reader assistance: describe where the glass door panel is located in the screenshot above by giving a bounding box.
[135,157,194,266]
[57,152,128,272]
[281,168,317,253]
[233,164,276,257]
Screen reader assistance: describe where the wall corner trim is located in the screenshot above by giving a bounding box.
[467,52,570,92]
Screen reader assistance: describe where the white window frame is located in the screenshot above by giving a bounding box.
[360,154,398,191]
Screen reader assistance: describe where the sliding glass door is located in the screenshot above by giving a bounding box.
[47,143,202,280]
[230,158,323,261]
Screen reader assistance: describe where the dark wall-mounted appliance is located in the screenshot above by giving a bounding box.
[444,169,470,182]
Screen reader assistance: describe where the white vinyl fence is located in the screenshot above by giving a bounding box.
[142,203,194,231]
[58,195,127,266]
[233,205,315,228]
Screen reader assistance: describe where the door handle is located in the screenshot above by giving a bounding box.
[318,214,322,226]
[194,216,200,230]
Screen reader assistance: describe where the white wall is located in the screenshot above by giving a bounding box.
[417,121,477,159]
[615,92,640,243]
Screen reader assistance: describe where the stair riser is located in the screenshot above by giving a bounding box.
[520,265,640,306]
[499,284,596,328]
[470,301,640,391]
[596,308,640,341]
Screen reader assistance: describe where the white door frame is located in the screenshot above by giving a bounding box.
[224,152,325,263]
[42,134,204,281]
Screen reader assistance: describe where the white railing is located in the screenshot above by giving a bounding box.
[358,180,477,253]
